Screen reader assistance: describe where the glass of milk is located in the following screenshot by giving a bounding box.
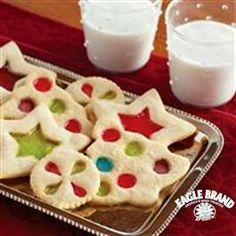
[165,0,235,107]
[80,0,163,73]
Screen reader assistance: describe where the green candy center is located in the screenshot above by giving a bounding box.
[12,126,58,160]
[45,182,61,195]
[125,141,144,157]
[97,181,110,197]
[49,99,65,114]
[71,161,86,175]
[100,90,117,100]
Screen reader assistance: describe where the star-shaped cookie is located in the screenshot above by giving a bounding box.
[0,41,50,76]
[87,132,190,206]
[91,89,196,146]
[0,69,93,136]
[30,150,100,209]
[0,104,91,179]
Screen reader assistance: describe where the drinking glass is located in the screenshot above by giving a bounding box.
[80,0,163,73]
[165,0,235,107]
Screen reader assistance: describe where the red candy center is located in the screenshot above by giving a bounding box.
[81,83,93,97]
[117,173,137,189]
[33,77,52,92]
[18,98,35,113]
[118,107,162,138]
[71,182,87,197]
[154,160,170,174]
[102,128,121,142]
[64,119,81,133]
[45,162,61,175]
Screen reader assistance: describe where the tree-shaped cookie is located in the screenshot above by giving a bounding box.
[30,150,100,209]
[87,132,190,206]
[0,69,93,136]
[91,89,196,146]
[0,105,91,179]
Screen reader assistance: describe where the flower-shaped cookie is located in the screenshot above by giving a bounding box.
[0,87,11,105]
[0,69,93,136]
[0,105,91,179]
[30,150,100,209]
[66,77,125,106]
[87,132,190,206]
[91,89,196,146]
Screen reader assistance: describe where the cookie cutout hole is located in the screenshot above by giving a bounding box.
[102,128,120,142]
[33,77,52,92]
[12,126,58,160]
[118,108,163,138]
[45,162,61,175]
[154,160,170,174]
[125,141,144,157]
[117,173,137,189]
[45,182,61,195]
[18,98,35,113]
[71,182,87,197]
[71,161,86,175]
[97,181,110,197]
[96,157,114,172]
[81,83,93,97]
[64,119,81,133]
[49,99,66,114]
[100,90,117,100]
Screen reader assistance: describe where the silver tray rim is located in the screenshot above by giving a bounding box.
[0,55,225,236]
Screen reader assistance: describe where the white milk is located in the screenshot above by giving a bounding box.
[168,20,235,107]
[81,0,162,73]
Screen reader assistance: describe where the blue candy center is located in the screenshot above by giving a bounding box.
[96,157,113,172]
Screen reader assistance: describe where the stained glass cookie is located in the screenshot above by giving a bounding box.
[0,87,11,105]
[0,69,93,136]
[30,150,100,209]
[91,89,196,146]
[0,41,51,77]
[0,105,91,179]
[66,77,125,106]
[87,132,190,206]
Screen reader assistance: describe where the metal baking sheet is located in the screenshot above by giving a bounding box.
[0,56,224,236]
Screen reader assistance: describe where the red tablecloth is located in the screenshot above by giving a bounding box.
[0,2,235,236]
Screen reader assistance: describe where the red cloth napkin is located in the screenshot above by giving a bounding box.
[0,2,235,236]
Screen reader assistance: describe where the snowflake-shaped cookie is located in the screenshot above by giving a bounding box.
[30,149,100,209]
[91,89,196,146]
[0,69,93,136]
[0,105,91,179]
[86,132,190,206]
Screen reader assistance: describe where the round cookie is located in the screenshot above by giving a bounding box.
[0,69,93,136]
[66,77,125,106]
[66,77,125,122]
[30,150,100,209]
[86,132,190,206]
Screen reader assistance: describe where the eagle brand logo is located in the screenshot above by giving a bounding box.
[175,190,234,222]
